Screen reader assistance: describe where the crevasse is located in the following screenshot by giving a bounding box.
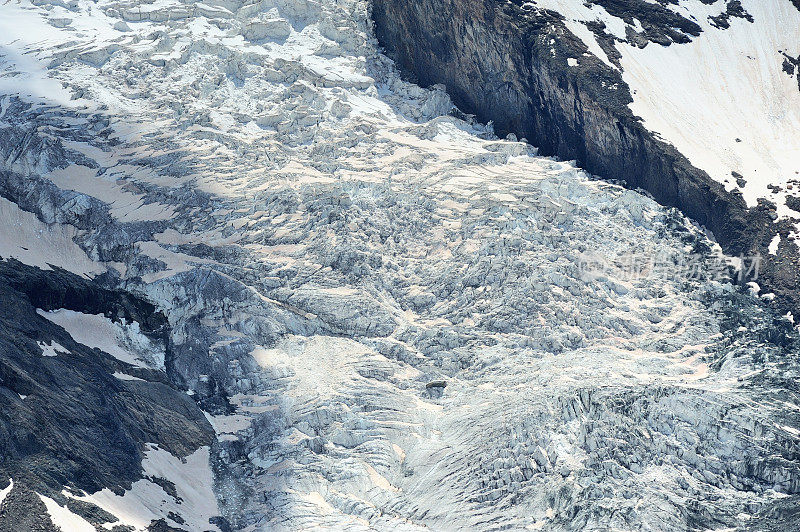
[0,0,799,530]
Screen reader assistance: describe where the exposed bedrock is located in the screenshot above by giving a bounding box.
[371,0,800,313]
[0,260,216,530]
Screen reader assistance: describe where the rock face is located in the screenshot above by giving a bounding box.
[0,260,218,531]
[371,0,800,313]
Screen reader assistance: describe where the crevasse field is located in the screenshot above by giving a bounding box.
[1,0,799,530]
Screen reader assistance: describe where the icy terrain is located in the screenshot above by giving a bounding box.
[1,0,800,530]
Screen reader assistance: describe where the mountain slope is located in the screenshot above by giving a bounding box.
[0,0,799,530]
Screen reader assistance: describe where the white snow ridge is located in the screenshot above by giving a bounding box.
[1,0,799,531]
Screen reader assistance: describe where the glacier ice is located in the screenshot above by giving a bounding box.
[0,0,798,530]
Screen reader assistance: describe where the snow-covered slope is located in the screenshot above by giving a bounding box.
[1,0,800,530]
[532,0,800,222]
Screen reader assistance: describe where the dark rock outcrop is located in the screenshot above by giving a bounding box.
[708,0,754,29]
[0,259,215,530]
[371,0,800,313]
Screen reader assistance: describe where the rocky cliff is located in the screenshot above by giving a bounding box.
[372,0,800,313]
[0,259,220,531]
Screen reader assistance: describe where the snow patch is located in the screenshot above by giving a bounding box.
[112,372,145,382]
[137,241,215,283]
[769,233,781,255]
[69,445,220,532]
[44,165,175,222]
[0,197,104,277]
[528,0,627,69]
[36,309,163,369]
[38,493,95,532]
[0,479,12,506]
[204,412,252,438]
[37,340,69,357]
[250,336,385,398]
[0,3,74,105]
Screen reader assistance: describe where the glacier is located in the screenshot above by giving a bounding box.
[0,0,799,530]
